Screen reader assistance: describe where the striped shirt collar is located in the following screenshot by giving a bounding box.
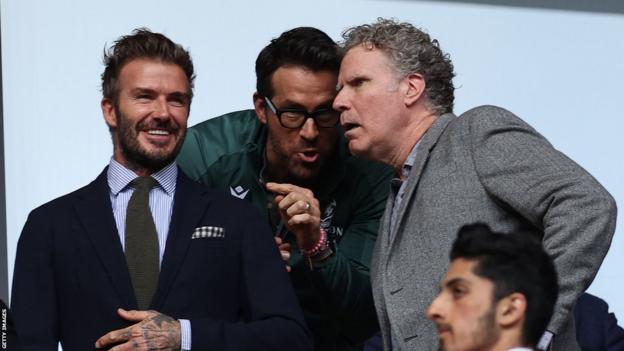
[107,158,178,195]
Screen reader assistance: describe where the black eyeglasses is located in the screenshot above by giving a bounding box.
[264,97,340,129]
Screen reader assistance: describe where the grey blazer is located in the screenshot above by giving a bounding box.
[371,105,617,350]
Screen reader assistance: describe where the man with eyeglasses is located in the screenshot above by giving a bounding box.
[177,27,392,350]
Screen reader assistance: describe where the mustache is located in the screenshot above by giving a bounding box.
[297,139,322,149]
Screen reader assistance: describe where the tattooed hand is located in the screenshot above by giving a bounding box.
[95,309,181,351]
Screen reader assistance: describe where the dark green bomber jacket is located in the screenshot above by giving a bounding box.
[177,109,393,351]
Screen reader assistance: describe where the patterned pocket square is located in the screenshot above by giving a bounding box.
[191,226,225,239]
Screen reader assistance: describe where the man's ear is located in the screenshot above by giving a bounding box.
[497,292,527,328]
[253,92,268,125]
[403,73,426,107]
[101,98,118,129]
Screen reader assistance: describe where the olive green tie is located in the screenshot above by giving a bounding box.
[125,176,159,310]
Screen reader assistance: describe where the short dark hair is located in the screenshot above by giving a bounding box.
[255,27,341,98]
[101,28,195,102]
[451,223,559,348]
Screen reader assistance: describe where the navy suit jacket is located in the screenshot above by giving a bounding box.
[11,168,311,351]
[575,293,624,351]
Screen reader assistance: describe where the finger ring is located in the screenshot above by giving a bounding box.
[304,201,311,212]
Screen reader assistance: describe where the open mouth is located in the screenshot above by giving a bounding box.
[343,123,360,139]
[343,123,358,132]
[299,150,319,163]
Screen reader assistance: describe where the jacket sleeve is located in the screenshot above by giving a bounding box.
[189,207,313,351]
[11,209,60,351]
[306,163,392,343]
[575,293,624,351]
[468,106,617,335]
[605,309,624,351]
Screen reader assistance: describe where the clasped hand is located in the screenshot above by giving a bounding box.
[95,309,181,351]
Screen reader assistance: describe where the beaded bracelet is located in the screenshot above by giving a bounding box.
[301,228,329,257]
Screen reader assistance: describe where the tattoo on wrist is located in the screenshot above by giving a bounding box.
[138,313,181,350]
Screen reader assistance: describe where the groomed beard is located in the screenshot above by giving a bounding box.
[114,104,186,173]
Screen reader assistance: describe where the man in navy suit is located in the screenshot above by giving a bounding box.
[574,293,624,351]
[11,28,311,351]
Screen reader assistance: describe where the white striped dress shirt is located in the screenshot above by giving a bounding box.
[107,158,177,264]
[107,159,191,350]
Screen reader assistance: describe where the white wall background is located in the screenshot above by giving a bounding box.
[2,0,623,322]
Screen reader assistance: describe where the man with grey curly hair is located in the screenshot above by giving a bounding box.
[334,18,616,351]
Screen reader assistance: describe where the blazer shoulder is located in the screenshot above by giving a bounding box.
[27,170,107,219]
[453,105,544,145]
[575,293,610,317]
[574,293,624,351]
[458,105,532,128]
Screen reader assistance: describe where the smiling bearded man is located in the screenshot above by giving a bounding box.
[11,28,311,351]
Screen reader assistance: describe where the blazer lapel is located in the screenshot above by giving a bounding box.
[151,169,211,309]
[375,191,396,260]
[74,168,137,308]
[371,192,395,340]
[388,113,456,249]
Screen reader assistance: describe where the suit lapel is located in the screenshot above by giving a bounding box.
[151,169,211,309]
[371,192,395,339]
[388,113,456,249]
[75,168,137,308]
[376,192,395,259]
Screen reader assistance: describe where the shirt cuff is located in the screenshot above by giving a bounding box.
[180,319,192,350]
[537,330,554,350]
